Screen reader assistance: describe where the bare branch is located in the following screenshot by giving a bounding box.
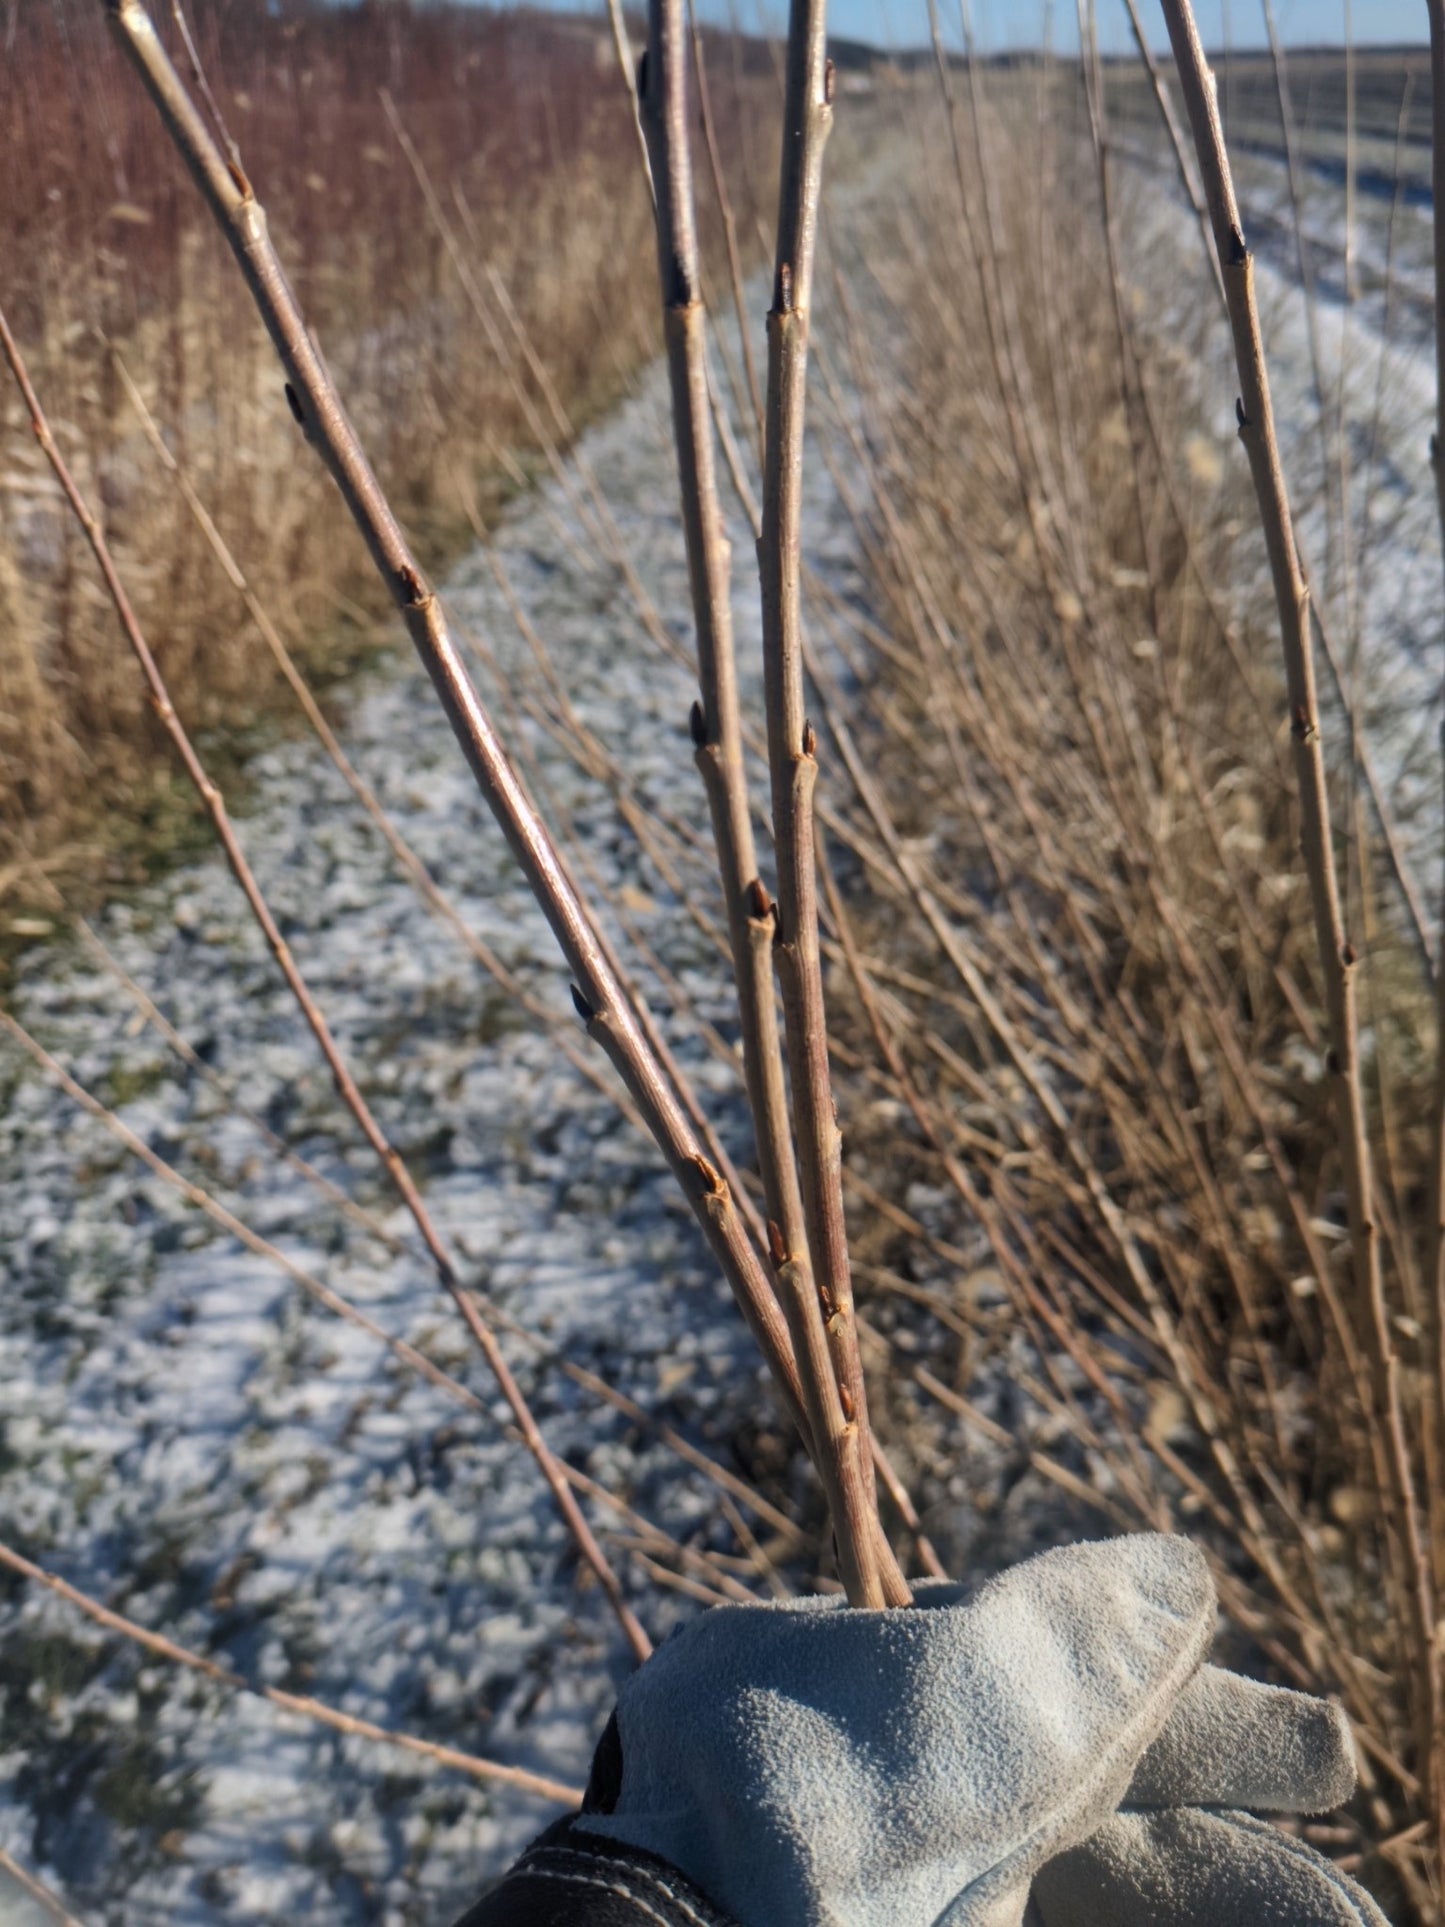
[636,0,892,1605]
[0,1849,87,1927]
[755,0,903,1606]
[0,1538,582,1807]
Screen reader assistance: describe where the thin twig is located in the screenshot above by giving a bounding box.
[0,1538,582,1807]
[0,1849,87,1927]
[1118,0,1224,307]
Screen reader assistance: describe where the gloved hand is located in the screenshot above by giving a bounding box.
[575,1534,1384,1927]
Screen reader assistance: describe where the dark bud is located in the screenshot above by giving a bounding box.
[570,983,595,1024]
[824,58,836,105]
[1326,1047,1341,1076]
[1341,942,1357,968]
[1290,703,1311,739]
[1234,396,1247,430]
[226,158,252,200]
[1227,223,1248,266]
[838,1378,855,1423]
[284,382,305,426]
[689,699,708,747]
[747,877,774,920]
[767,1219,787,1265]
[398,563,426,605]
[803,720,817,757]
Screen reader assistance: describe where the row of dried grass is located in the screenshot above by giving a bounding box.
[0,1,771,896]
[813,67,1436,1921]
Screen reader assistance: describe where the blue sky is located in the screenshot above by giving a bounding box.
[682,0,1426,52]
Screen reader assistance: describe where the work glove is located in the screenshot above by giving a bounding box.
[573,1534,1383,1927]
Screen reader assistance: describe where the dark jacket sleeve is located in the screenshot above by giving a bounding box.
[449,1714,742,1927]
[450,1817,741,1927]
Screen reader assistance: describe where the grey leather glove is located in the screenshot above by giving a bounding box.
[576,1534,1383,1927]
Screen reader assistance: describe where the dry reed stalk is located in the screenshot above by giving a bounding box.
[0,1538,582,1807]
[1249,34,1431,976]
[0,1849,85,1927]
[1118,0,1224,306]
[90,0,905,1606]
[378,92,613,564]
[0,302,653,1668]
[1259,0,1338,534]
[688,5,766,453]
[1157,0,1440,1813]
[605,0,656,203]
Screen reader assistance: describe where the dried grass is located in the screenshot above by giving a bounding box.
[816,60,1439,1919]
[0,0,768,887]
